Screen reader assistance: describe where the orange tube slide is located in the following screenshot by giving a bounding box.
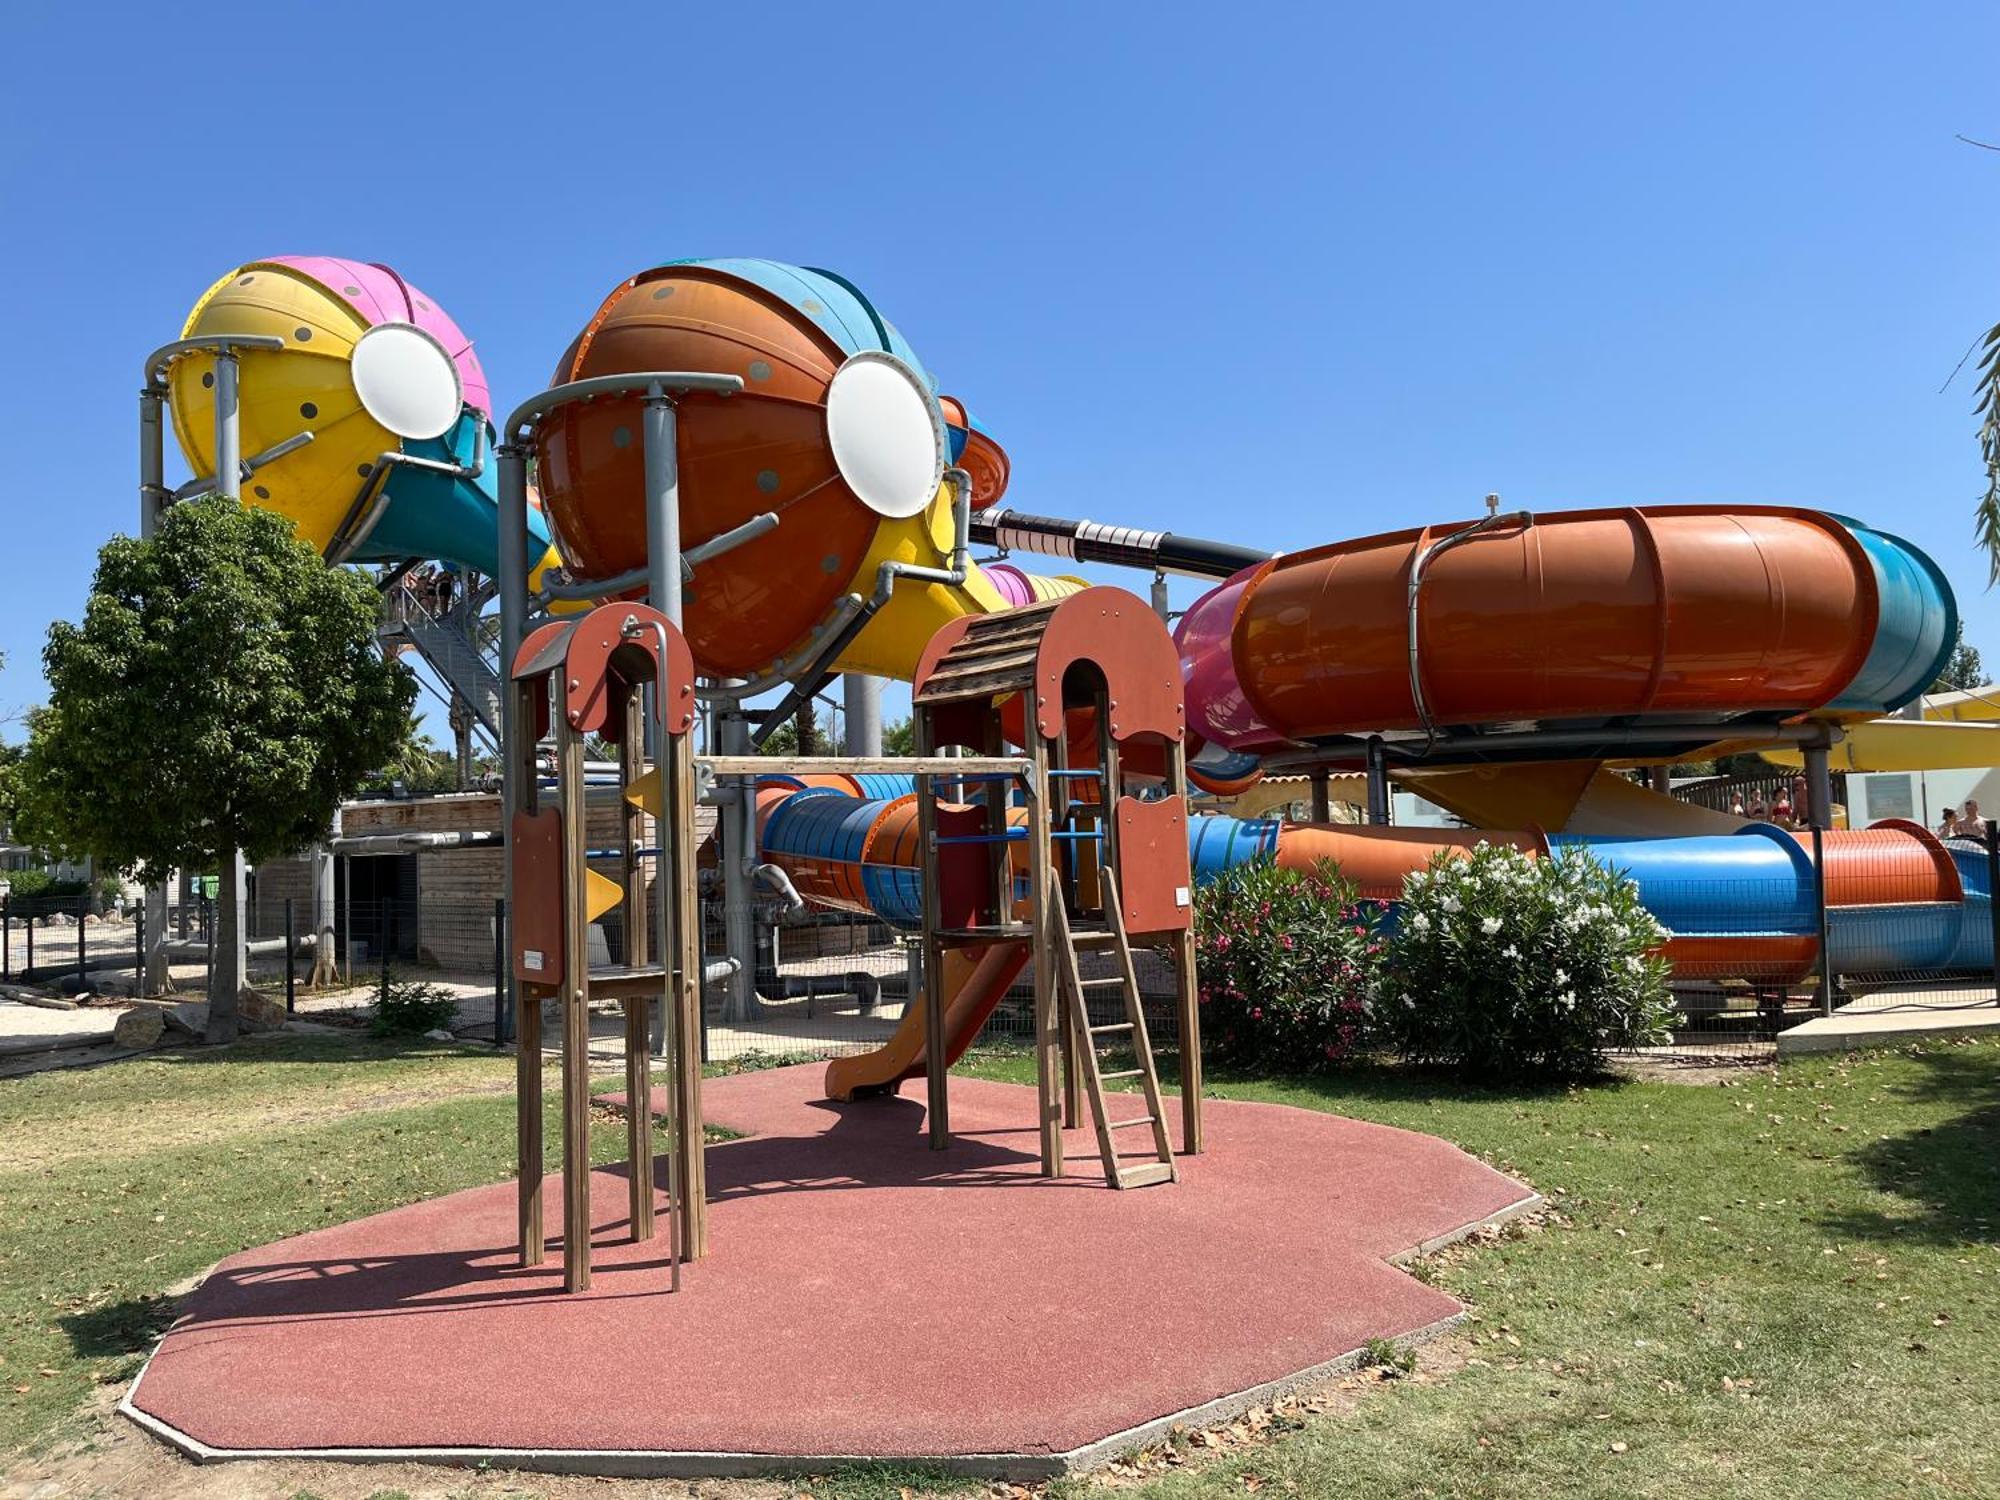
[1273,824,1546,900]
[1790,818,1961,906]
[823,941,1030,1100]
[1231,506,1877,742]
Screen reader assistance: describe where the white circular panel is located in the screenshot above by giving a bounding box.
[824,351,946,519]
[350,322,463,440]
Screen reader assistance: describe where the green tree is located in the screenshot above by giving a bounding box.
[17,497,414,1039]
[364,710,457,794]
[882,717,916,756]
[1932,624,1984,693]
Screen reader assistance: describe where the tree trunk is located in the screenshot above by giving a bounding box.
[143,883,173,995]
[205,850,247,1043]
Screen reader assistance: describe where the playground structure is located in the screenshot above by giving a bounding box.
[118,249,1996,1478]
[144,253,2000,1172]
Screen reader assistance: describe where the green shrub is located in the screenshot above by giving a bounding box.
[368,975,459,1039]
[1192,861,1381,1072]
[1378,843,1673,1080]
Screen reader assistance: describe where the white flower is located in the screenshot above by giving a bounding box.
[1480,915,1503,935]
[1553,968,1568,986]
[1560,990,1577,1009]
[1440,893,1461,914]
[1502,944,1520,959]
[1409,911,1431,933]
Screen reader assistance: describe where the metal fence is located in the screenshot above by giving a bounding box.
[16,841,1992,1071]
[1636,821,2000,1062]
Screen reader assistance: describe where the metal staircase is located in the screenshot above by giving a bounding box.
[378,577,503,750]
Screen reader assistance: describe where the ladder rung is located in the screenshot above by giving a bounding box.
[1070,932,1122,948]
[1090,1021,1134,1035]
[1116,1161,1175,1188]
[1079,975,1126,987]
[1109,1114,1158,1129]
[1100,1068,1145,1081]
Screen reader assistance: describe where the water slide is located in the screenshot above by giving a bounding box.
[157,254,1976,998]
[167,256,562,585]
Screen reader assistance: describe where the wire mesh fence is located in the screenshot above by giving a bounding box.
[11,829,1993,1070]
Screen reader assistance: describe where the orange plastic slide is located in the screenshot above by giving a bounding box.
[823,941,1032,1101]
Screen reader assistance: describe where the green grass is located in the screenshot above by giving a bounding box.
[965,1041,2000,1498]
[2,1032,1995,1499]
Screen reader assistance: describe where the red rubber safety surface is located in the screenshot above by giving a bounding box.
[128,1067,1531,1461]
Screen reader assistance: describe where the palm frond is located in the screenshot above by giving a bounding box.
[1976,319,2000,586]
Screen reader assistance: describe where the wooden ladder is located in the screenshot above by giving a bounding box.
[1050,868,1178,1189]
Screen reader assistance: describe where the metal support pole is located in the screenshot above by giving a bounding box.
[1812,825,1834,1018]
[4,903,10,979]
[494,898,510,1045]
[843,673,884,756]
[132,901,141,993]
[1365,736,1391,826]
[139,391,172,992]
[25,916,33,978]
[284,898,296,1014]
[1986,822,2000,1007]
[1803,738,1834,831]
[718,707,757,1023]
[1310,769,1331,823]
[212,352,242,501]
[642,390,682,626]
[76,898,86,992]
[1150,570,1171,623]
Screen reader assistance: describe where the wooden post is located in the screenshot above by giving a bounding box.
[1049,718,1081,1130]
[915,714,950,1150]
[1025,728,1062,1177]
[517,981,545,1266]
[557,713,593,1293]
[1165,734,1204,1155]
[667,731,706,1258]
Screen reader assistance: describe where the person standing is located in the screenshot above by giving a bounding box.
[1939,807,1963,839]
[1961,799,1990,842]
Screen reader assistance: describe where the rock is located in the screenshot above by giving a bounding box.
[235,990,290,1032]
[113,1007,166,1049]
[423,1028,456,1043]
[163,1002,207,1036]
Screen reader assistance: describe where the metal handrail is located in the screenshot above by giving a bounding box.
[501,372,744,444]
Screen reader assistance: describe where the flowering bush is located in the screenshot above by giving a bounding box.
[1192,861,1381,1072]
[1377,843,1674,1080]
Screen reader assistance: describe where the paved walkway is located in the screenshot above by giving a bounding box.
[124,1065,1533,1479]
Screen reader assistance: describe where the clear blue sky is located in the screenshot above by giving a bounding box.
[4,4,1998,738]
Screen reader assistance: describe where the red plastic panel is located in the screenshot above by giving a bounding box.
[1113,795,1192,935]
[560,603,696,738]
[1033,588,1184,745]
[510,809,566,987]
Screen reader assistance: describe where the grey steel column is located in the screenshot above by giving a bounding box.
[642,389,682,625]
[497,445,531,1036]
[212,352,242,501]
[1310,769,1331,823]
[1151,570,1171,623]
[843,673,884,755]
[211,357,248,993]
[1365,736,1391,826]
[139,389,166,537]
[1803,738,1834,831]
[139,386,170,993]
[719,705,757,1022]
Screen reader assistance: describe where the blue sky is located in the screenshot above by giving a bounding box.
[4,4,1998,740]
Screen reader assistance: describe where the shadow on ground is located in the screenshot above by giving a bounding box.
[1821,1044,2000,1246]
